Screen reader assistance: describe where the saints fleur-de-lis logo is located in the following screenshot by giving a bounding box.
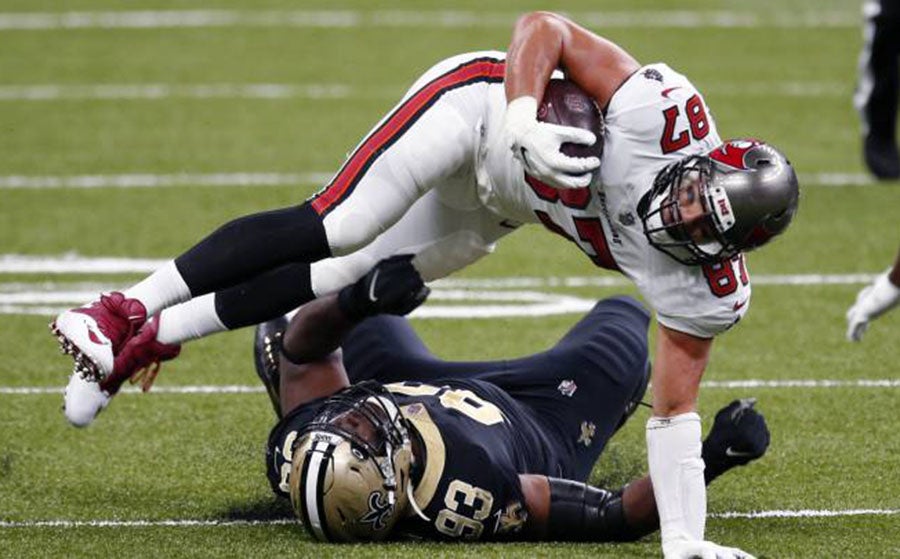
[359,491,394,531]
[577,421,596,447]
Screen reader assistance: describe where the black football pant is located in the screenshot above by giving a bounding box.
[171,203,329,329]
[858,0,900,143]
[340,295,652,482]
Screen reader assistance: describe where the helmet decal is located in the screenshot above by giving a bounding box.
[641,139,799,265]
[359,491,395,531]
[708,139,763,170]
[708,185,735,232]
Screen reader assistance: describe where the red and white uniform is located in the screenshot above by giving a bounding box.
[310,53,750,338]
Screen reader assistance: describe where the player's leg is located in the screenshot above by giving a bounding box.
[475,296,651,482]
[856,0,900,179]
[56,54,493,375]
[318,188,518,384]
[58,54,499,426]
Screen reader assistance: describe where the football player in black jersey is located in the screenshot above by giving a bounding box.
[256,255,770,544]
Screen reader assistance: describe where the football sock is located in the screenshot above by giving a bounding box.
[156,294,226,345]
[123,260,191,317]
[174,203,329,297]
[213,262,315,329]
[646,413,706,545]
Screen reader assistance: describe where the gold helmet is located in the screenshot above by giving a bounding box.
[289,382,415,542]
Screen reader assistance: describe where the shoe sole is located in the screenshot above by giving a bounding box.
[51,311,115,381]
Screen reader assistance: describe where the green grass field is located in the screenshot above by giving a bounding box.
[1,1,898,557]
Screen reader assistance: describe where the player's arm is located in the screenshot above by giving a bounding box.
[278,255,430,413]
[518,399,769,541]
[505,11,640,110]
[502,12,641,190]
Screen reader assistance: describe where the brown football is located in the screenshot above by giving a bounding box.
[537,79,604,160]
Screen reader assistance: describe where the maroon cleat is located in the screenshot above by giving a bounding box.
[106,314,181,394]
[51,292,147,382]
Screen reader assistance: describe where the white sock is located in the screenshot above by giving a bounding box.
[646,413,706,546]
[122,260,192,317]
[156,294,227,345]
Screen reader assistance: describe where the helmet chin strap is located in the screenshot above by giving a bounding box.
[406,481,431,522]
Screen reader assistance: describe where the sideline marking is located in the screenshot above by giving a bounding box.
[1,509,896,527]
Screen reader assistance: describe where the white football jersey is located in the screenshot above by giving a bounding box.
[477,62,751,337]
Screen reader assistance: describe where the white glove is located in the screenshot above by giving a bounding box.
[846,270,900,341]
[664,539,757,559]
[503,96,600,189]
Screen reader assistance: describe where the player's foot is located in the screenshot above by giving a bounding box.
[62,314,180,427]
[51,292,148,382]
[111,314,181,393]
[863,135,900,180]
[254,315,288,418]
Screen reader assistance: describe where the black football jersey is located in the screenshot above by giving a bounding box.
[266,377,564,541]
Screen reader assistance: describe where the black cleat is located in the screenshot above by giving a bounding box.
[253,315,289,419]
[864,135,900,180]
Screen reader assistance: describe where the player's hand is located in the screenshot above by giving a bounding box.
[338,254,430,320]
[701,398,769,482]
[845,271,900,341]
[503,96,599,189]
[664,539,756,559]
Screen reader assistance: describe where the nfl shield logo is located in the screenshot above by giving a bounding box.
[557,379,577,397]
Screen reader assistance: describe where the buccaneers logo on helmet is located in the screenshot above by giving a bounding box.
[640,139,800,265]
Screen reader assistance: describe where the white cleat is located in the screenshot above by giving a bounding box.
[63,372,112,428]
[53,311,115,381]
[50,292,148,381]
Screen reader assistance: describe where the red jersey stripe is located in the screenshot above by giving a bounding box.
[311,57,505,216]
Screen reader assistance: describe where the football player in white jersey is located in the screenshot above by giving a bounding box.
[52,13,798,556]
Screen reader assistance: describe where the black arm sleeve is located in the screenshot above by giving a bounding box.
[544,477,644,542]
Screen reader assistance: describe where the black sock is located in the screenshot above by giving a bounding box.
[175,202,329,297]
[214,262,315,329]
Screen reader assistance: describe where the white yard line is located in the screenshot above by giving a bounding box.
[0,172,877,189]
[3,379,898,395]
[0,172,331,189]
[0,261,881,317]
[0,258,881,284]
[0,81,849,102]
[0,10,859,31]
[0,509,895,528]
[0,287,602,318]
[713,509,900,519]
[0,83,354,101]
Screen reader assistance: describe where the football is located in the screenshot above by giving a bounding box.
[537,79,605,160]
